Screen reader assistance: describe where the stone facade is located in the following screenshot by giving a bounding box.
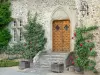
[10,0,100,72]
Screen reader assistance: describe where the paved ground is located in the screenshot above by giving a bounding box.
[0,66,83,75]
[0,67,49,75]
[0,67,34,75]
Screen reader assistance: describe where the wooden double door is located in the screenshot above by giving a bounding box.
[52,20,70,52]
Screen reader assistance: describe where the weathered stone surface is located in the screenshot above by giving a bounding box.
[10,0,77,52]
[51,63,64,73]
[10,0,100,73]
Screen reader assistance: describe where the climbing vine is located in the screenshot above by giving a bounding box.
[74,26,98,73]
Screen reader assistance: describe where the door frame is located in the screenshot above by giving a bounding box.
[52,19,70,52]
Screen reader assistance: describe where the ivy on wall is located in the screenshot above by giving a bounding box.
[0,1,12,52]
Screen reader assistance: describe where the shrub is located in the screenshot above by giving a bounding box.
[23,13,47,60]
[0,28,11,48]
[0,1,12,53]
[0,59,19,67]
[0,1,12,28]
[5,43,25,55]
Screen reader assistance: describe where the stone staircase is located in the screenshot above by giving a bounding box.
[35,52,68,68]
[25,52,83,75]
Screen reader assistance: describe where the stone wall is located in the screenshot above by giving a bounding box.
[10,0,100,73]
[10,0,28,45]
[76,0,100,72]
[27,0,77,52]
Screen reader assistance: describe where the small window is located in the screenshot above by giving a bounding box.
[14,20,16,26]
[64,25,69,31]
[11,19,23,43]
[19,28,23,41]
[14,29,17,41]
[20,20,22,26]
[55,25,60,30]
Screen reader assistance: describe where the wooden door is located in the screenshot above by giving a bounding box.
[52,20,70,52]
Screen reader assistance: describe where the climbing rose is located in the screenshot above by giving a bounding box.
[90,48,92,51]
[80,44,83,47]
[74,32,76,37]
[72,37,74,39]
[72,62,74,65]
[70,56,73,60]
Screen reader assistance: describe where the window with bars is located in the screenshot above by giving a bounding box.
[13,29,17,41]
[19,28,23,41]
[12,19,23,42]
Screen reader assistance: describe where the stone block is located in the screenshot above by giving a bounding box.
[19,60,30,69]
[51,63,64,73]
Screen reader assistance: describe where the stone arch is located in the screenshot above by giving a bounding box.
[50,6,71,52]
[51,6,70,20]
[50,5,77,52]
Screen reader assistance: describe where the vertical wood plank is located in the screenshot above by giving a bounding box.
[52,20,70,52]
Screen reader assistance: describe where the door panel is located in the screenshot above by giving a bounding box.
[52,20,70,52]
[53,21,63,52]
[62,20,70,51]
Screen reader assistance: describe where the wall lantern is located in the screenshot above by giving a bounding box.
[80,1,89,17]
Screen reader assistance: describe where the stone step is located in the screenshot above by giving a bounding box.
[35,52,68,68]
[40,64,50,68]
[41,61,65,63]
[40,60,65,64]
[41,54,67,59]
[40,58,66,63]
[46,52,68,55]
[40,57,65,61]
[43,54,67,57]
[41,54,67,58]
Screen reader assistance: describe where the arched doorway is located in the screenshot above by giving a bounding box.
[52,19,70,52]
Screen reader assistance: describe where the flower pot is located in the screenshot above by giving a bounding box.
[51,63,64,73]
[74,66,84,74]
[19,60,30,70]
